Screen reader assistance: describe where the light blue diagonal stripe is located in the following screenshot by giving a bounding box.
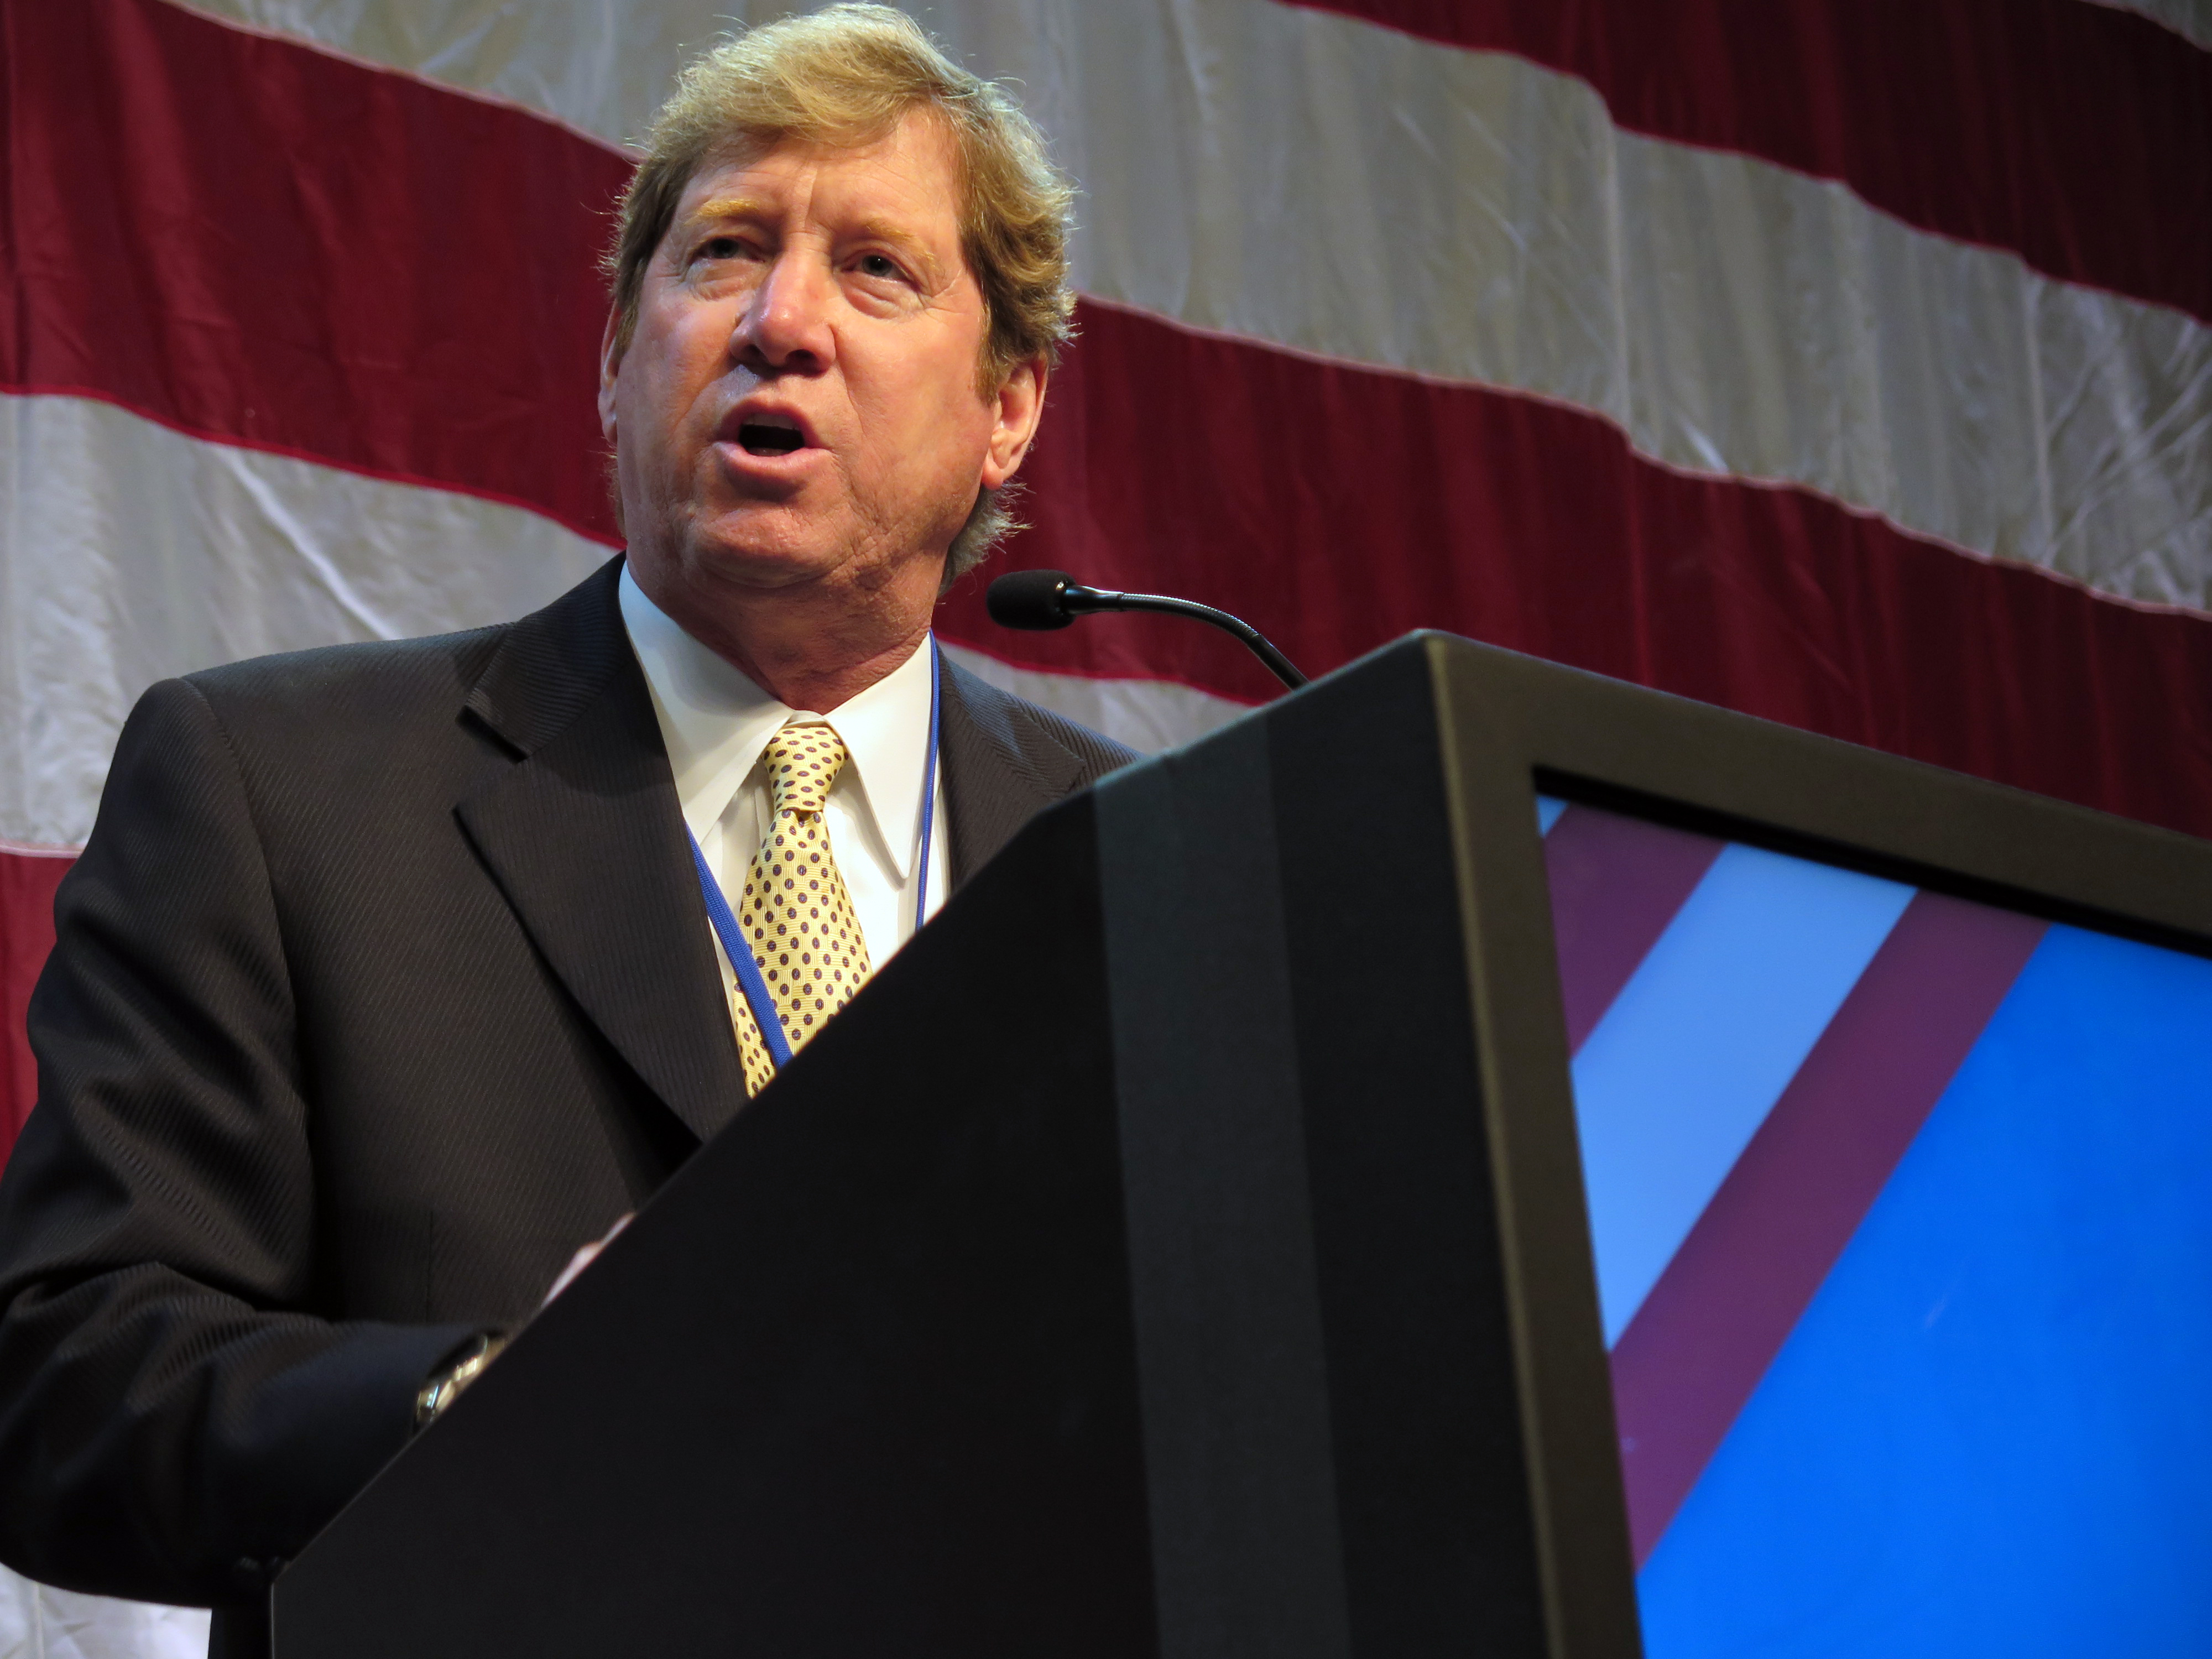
[1572,843,1916,1345]
[1538,794,1570,834]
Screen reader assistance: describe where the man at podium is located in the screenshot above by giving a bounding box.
[0,8,1130,1652]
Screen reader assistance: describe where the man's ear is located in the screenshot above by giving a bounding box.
[980,354,1049,489]
[597,307,627,448]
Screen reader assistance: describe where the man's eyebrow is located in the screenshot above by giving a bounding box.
[681,196,774,229]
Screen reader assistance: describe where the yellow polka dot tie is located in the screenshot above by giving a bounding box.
[728,723,873,1097]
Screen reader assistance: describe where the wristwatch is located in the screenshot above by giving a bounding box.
[413,1332,508,1430]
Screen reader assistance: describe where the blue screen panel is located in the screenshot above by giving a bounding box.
[1637,924,2212,1657]
[1545,805,2212,1656]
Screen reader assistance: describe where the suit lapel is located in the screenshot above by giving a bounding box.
[937,656,1090,888]
[456,561,749,1145]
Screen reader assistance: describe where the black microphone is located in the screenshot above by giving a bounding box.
[984,570,1308,692]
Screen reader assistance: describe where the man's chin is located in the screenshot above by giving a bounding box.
[677,517,853,592]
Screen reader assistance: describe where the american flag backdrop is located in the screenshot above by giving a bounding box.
[1,0,2208,1647]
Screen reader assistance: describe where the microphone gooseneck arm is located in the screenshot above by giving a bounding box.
[984,570,1309,692]
[1069,589,1310,692]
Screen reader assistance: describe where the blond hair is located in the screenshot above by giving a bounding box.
[604,5,1077,577]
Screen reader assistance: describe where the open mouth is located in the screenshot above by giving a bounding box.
[737,419,806,457]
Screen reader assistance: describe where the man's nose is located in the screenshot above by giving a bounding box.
[737,253,834,371]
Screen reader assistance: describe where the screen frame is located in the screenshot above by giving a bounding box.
[1402,629,2212,1659]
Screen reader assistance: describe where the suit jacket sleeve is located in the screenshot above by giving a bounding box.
[0,677,477,1606]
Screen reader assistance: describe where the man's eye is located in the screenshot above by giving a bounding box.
[855,253,906,282]
[694,236,747,262]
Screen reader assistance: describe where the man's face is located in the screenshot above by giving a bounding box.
[601,113,1044,610]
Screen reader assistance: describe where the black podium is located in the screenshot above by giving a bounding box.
[272,630,2212,1658]
[268,634,1632,1658]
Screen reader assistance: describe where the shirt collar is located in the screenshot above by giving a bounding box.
[618,563,936,879]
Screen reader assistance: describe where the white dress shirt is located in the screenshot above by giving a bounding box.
[617,566,948,993]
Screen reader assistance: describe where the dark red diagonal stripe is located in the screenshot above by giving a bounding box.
[1,0,629,541]
[1281,0,2212,325]
[1608,890,2048,1566]
[1541,807,1726,1053]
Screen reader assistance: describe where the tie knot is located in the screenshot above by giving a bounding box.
[763,723,847,818]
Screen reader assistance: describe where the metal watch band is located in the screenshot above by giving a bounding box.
[413,1332,508,1430]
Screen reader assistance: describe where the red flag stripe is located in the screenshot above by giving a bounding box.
[2,0,629,544]
[1286,0,2212,325]
[936,298,2212,840]
[0,852,70,1168]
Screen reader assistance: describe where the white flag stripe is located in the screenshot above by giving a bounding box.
[173,0,2212,612]
[0,393,1198,848]
[939,643,1246,757]
[0,393,609,848]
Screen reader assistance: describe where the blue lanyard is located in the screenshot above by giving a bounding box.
[688,640,941,1076]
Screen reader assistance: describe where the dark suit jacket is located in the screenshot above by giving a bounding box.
[0,559,1134,1634]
